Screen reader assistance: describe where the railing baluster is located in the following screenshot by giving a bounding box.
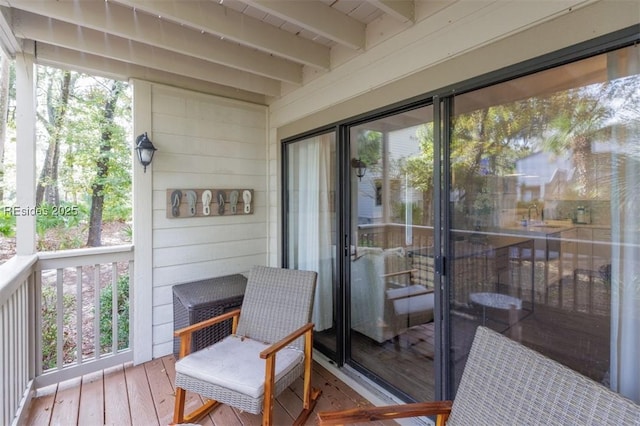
[56,269,64,369]
[112,262,118,355]
[8,293,16,419]
[28,272,36,389]
[94,264,100,359]
[76,266,83,365]
[129,259,134,346]
[18,286,25,405]
[34,272,42,376]
[2,300,8,425]
[10,291,16,413]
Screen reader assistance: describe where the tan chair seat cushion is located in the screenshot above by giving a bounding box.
[176,334,304,398]
[387,285,435,317]
[393,293,434,316]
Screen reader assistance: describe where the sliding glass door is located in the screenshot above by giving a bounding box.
[447,44,640,400]
[348,105,437,401]
[283,106,439,401]
[284,36,639,406]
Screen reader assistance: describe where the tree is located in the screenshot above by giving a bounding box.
[356,129,382,168]
[0,54,10,203]
[36,69,75,206]
[87,80,125,247]
[543,82,637,198]
[404,123,435,224]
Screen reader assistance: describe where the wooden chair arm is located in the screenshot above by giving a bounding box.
[174,308,241,339]
[260,322,314,359]
[317,401,453,425]
[381,268,417,278]
[174,309,242,358]
[386,288,434,301]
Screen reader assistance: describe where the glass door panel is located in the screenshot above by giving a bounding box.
[448,44,640,402]
[348,105,436,401]
[285,132,337,355]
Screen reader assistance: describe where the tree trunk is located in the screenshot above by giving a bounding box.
[0,55,9,203]
[36,70,72,206]
[87,81,123,247]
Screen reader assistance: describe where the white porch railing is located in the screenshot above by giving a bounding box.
[0,244,134,426]
[0,254,38,426]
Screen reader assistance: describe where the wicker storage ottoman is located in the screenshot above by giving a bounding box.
[173,274,247,357]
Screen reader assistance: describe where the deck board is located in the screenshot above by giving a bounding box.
[49,377,81,426]
[124,362,158,426]
[161,354,219,425]
[26,356,398,425]
[23,384,56,426]
[144,358,175,425]
[78,370,105,425]
[103,364,132,426]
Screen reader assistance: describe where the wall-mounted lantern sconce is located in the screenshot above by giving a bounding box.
[351,157,367,181]
[135,132,157,173]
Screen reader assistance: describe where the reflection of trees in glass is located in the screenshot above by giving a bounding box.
[356,129,382,170]
[451,99,559,224]
[545,78,640,200]
[544,87,611,198]
[354,129,382,207]
[403,75,640,228]
[404,124,434,224]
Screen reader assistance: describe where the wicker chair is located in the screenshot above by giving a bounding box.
[173,266,321,426]
[318,326,640,425]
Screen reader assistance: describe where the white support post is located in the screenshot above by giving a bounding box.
[15,48,36,255]
[131,79,153,364]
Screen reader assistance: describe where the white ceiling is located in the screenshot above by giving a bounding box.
[0,0,425,101]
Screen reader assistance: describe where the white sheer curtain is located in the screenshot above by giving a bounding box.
[608,50,640,404]
[609,143,640,404]
[288,135,334,331]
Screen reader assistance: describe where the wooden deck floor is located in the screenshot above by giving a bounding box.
[25,355,398,426]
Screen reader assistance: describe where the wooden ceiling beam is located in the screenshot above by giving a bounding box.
[115,0,330,69]
[12,10,281,96]
[241,0,365,50]
[34,43,267,104]
[4,0,302,84]
[0,6,19,55]
[369,0,414,23]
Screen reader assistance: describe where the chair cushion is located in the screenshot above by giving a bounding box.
[392,292,434,316]
[175,334,304,399]
[386,284,430,300]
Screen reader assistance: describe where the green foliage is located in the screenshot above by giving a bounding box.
[393,202,423,225]
[35,201,90,251]
[33,66,133,236]
[102,202,132,223]
[35,201,86,233]
[356,129,382,169]
[99,274,130,352]
[41,285,75,371]
[404,123,435,192]
[61,77,132,225]
[122,222,133,242]
[0,210,15,237]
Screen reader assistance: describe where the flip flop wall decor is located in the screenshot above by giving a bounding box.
[166,188,254,218]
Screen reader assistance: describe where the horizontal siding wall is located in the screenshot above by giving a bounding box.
[270,1,639,130]
[150,85,268,358]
